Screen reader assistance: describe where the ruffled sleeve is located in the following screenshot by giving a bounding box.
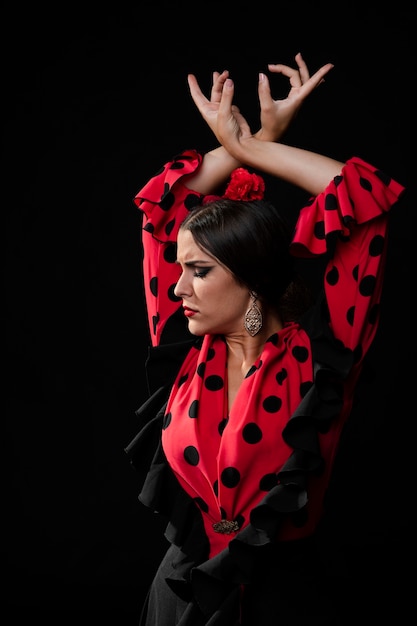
[134,150,204,346]
[290,156,405,357]
[126,157,406,625]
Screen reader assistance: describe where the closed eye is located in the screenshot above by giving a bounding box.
[193,267,211,278]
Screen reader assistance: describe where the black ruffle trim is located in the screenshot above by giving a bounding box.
[125,291,355,624]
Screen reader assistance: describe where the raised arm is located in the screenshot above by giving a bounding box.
[185,53,337,196]
[255,52,334,143]
[182,71,241,195]
[216,71,343,196]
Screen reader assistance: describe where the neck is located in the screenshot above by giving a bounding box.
[225,312,283,366]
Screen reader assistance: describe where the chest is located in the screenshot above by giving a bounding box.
[227,366,246,413]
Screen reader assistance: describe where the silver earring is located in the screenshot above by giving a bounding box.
[244,292,262,336]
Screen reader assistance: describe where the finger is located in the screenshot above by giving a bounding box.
[218,77,235,118]
[304,63,334,90]
[267,63,295,75]
[211,69,229,102]
[267,63,303,87]
[257,72,274,110]
[187,74,209,109]
[294,52,310,84]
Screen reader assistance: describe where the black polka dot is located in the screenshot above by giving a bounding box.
[300,380,313,398]
[184,445,199,466]
[195,337,204,350]
[263,395,282,413]
[242,422,263,444]
[245,365,257,378]
[152,314,159,335]
[334,174,343,187]
[276,368,287,385]
[346,305,355,326]
[197,362,206,377]
[194,497,208,513]
[359,176,372,192]
[143,222,154,233]
[205,375,224,391]
[314,221,325,240]
[185,192,203,211]
[325,266,339,286]
[343,215,354,227]
[220,506,227,519]
[163,243,177,264]
[369,234,384,256]
[259,473,278,491]
[213,479,218,496]
[168,283,181,302]
[221,467,240,488]
[207,347,215,361]
[165,219,175,236]
[218,417,228,435]
[160,189,175,211]
[171,162,185,171]
[150,276,158,297]
[235,514,245,529]
[267,333,279,345]
[359,275,376,297]
[178,373,189,387]
[162,412,172,429]
[292,346,309,363]
[352,264,359,281]
[188,400,199,418]
[325,193,337,211]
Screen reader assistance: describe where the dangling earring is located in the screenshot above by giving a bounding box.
[244,292,262,336]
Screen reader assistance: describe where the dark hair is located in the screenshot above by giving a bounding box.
[180,198,313,320]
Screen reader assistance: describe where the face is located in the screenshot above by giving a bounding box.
[174,229,251,336]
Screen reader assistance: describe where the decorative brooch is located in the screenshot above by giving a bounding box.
[212,519,240,534]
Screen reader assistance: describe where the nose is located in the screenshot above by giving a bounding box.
[174,271,192,298]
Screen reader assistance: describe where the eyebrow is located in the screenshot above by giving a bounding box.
[175,259,213,266]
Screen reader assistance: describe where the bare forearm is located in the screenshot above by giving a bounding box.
[183,146,241,195]
[182,123,284,195]
[228,137,344,197]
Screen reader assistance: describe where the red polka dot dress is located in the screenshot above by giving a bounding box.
[128,150,405,619]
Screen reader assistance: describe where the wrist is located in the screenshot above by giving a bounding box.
[255,126,287,143]
[223,136,259,164]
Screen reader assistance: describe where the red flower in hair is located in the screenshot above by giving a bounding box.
[202,168,265,204]
[223,168,265,201]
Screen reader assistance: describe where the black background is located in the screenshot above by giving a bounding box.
[4,3,416,624]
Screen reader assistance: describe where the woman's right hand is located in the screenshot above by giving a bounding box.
[257,52,334,142]
[187,70,236,142]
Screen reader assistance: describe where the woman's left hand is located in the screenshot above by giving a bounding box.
[258,52,334,141]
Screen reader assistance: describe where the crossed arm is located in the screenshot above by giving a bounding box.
[184,53,344,197]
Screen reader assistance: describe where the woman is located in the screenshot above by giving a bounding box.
[125,54,405,625]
